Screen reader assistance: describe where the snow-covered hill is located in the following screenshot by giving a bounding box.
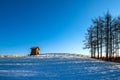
[0,53,120,80]
[27,53,89,59]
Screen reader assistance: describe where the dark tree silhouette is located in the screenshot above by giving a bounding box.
[99,17,104,59]
[83,11,120,61]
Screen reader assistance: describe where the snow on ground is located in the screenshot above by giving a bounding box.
[0,54,120,80]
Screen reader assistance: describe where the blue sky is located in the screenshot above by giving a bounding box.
[0,0,120,55]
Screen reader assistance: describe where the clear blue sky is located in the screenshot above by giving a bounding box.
[0,0,120,55]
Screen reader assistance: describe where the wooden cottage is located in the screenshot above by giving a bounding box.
[30,47,40,55]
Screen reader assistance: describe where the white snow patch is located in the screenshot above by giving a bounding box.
[0,63,41,66]
[0,70,38,77]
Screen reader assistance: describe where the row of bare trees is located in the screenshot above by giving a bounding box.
[84,12,120,61]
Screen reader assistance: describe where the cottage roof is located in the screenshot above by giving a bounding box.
[30,47,40,50]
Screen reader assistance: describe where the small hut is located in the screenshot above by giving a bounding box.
[30,47,40,55]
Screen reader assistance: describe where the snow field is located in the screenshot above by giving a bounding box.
[0,54,120,80]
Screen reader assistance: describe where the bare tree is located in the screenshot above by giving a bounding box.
[99,17,104,59]
[83,11,120,61]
